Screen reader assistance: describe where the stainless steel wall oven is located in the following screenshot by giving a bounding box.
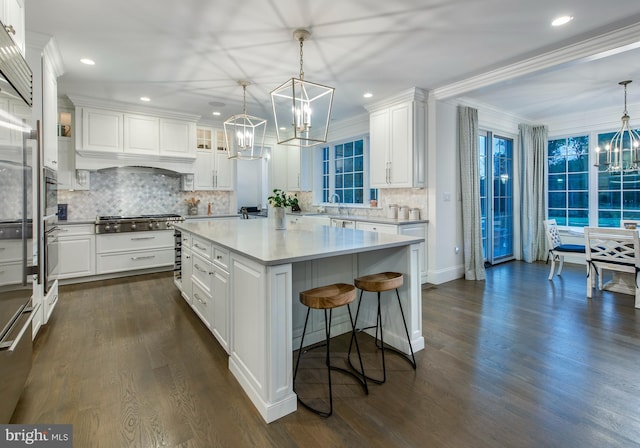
[43,167,58,219]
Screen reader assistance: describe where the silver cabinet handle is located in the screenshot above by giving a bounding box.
[49,294,58,306]
[194,264,207,273]
[5,24,15,35]
[131,255,155,260]
[1,307,34,353]
[131,236,155,240]
[194,243,207,250]
[194,293,207,305]
[216,255,223,260]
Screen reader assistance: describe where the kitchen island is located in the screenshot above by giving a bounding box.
[173,219,424,423]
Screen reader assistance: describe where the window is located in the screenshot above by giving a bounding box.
[596,131,640,227]
[547,135,589,226]
[318,137,377,205]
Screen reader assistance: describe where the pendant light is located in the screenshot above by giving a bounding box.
[594,80,640,173]
[224,81,267,160]
[270,28,334,147]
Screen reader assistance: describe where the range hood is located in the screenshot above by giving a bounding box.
[95,166,182,177]
[75,151,195,174]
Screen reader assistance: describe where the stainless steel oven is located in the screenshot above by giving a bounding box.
[44,167,58,219]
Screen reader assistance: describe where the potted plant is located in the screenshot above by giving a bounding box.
[268,189,298,229]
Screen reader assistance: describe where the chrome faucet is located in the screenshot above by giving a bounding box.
[331,193,345,215]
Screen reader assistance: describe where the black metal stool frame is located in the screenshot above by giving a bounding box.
[293,304,368,417]
[348,288,417,384]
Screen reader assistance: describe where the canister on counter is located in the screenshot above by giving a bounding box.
[409,208,421,220]
[388,204,398,219]
[399,205,410,220]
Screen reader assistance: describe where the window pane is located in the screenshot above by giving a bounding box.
[344,157,354,172]
[344,174,354,188]
[598,210,620,228]
[598,191,621,209]
[567,209,589,227]
[343,189,353,203]
[568,191,588,208]
[354,155,363,171]
[335,175,343,188]
[548,192,566,208]
[548,174,567,191]
[623,191,640,210]
[354,173,363,188]
[567,173,588,190]
[354,140,363,155]
[344,142,353,157]
[355,189,363,203]
[335,144,343,158]
[548,209,566,225]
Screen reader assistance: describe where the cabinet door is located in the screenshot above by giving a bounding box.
[124,114,159,154]
[369,109,390,187]
[42,59,58,169]
[355,221,397,234]
[399,224,427,282]
[82,108,123,152]
[57,138,75,189]
[194,151,214,190]
[212,265,229,353]
[388,103,412,187]
[2,0,24,54]
[160,119,195,157]
[214,149,234,190]
[269,144,288,192]
[181,247,193,304]
[58,235,96,279]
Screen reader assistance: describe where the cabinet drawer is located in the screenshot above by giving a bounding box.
[97,248,174,274]
[191,280,212,328]
[58,224,94,236]
[191,236,213,260]
[180,232,191,248]
[213,245,229,270]
[192,253,212,294]
[97,231,174,253]
[356,222,397,234]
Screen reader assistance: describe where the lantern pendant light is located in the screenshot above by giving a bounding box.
[270,28,334,147]
[224,80,267,160]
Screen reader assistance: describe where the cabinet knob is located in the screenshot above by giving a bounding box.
[5,25,15,35]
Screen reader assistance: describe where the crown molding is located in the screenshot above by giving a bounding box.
[433,21,640,100]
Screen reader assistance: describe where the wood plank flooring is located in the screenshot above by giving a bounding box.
[10,261,640,447]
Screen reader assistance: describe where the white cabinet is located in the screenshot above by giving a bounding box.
[288,214,330,227]
[42,57,58,169]
[1,0,25,54]
[368,89,425,188]
[58,224,96,279]
[96,230,174,274]
[124,114,159,154]
[330,218,355,228]
[179,230,230,353]
[191,127,234,191]
[160,119,195,157]
[81,107,123,153]
[58,138,90,190]
[355,221,397,234]
[287,146,312,191]
[270,145,312,192]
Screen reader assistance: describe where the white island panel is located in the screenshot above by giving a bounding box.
[173,219,424,423]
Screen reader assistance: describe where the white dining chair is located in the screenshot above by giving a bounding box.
[543,219,586,280]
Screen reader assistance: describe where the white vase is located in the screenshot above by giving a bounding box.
[273,207,286,230]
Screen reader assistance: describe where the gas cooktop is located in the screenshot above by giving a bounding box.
[95,214,184,233]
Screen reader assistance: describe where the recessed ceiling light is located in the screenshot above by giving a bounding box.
[212,111,221,116]
[279,127,286,131]
[140,97,150,102]
[363,92,373,98]
[80,58,95,65]
[551,15,573,27]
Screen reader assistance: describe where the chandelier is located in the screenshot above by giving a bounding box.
[595,80,640,173]
[270,28,334,147]
[224,81,266,160]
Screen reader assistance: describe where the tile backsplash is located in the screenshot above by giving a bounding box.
[58,169,233,220]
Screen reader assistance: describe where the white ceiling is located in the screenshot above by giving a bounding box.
[25,0,640,124]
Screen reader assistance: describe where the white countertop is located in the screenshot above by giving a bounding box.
[174,219,423,266]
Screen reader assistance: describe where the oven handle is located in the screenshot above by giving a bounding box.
[0,306,34,353]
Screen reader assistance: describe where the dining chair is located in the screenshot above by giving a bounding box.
[543,219,586,280]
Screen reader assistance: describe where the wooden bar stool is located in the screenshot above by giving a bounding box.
[348,272,416,384]
[293,283,368,417]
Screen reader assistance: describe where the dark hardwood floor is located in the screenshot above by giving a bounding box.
[11,261,640,447]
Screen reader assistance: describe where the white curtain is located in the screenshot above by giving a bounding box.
[458,106,485,280]
[519,124,548,262]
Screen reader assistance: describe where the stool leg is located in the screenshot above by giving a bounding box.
[395,288,417,369]
[324,309,334,417]
[376,291,387,384]
[293,307,311,386]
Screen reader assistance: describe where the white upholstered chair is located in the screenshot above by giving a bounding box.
[543,219,586,280]
[584,227,640,308]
